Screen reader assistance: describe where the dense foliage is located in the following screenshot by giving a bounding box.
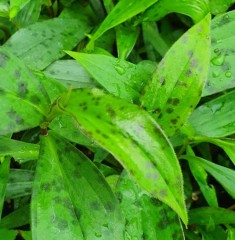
[0,0,235,239]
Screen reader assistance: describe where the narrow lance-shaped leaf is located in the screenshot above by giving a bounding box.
[189,207,235,225]
[192,136,235,165]
[138,0,209,24]
[140,14,211,137]
[188,90,235,138]
[44,60,97,89]
[0,48,50,135]
[203,11,235,96]
[116,23,139,60]
[31,131,124,240]
[87,0,159,47]
[10,0,41,27]
[0,137,39,162]
[3,17,91,70]
[186,146,218,207]
[0,158,10,218]
[116,171,185,239]
[182,155,235,199]
[66,52,155,103]
[59,88,188,225]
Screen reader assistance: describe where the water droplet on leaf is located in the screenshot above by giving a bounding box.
[114,65,126,75]
[211,54,225,66]
[225,71,232,78]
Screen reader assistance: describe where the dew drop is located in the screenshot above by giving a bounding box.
[225,71,232,78]
[95,232,102,238]
[214,48,220,53]
[212,71,219,78]
[216,39,222,44]
[211,54,225,66]
[114,65,126,75]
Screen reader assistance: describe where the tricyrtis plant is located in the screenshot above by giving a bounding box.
[1,1,235,239]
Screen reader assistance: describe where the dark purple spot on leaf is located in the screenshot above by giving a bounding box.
[171,119,177,124]
[41,183,51,192]
[0,51,10,67]
[187,50,193,58]
[14,69,21,79]
[190,59,198,68]
[57,219,68,230]
[166,108,173,113]
[18,82,28,98]
[185,69,193,77]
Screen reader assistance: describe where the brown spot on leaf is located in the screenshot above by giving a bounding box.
[171,119,178,124]
[166,108,173,113]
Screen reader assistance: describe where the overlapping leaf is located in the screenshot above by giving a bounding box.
[44,60,97,89]
[140,14,211,136]
[116,171,184,239]
[183,155,235,198]
[189,90,235,137]
[138,0,209,23]
[3,17,91,70]
[0,137,39,162]
[0,48,50,135]
[31,131,124,239]
[192,136,235,165]
[58,88,188,224]
[87,0,159,46]
[189,207,235,225]
[66,52,155,102]
[186,146,218,207]
[203,11,235,96]
[10,0,41,27]
[0,158,10,218]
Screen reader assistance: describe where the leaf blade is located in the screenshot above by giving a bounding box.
[60,88,188,225]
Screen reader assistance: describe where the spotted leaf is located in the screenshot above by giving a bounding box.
[116,171,185,239]
[0,48,50,135]
[59,88,188,225]
[3,17,91,70]
[31,131,124,240]
[140,14,211,137]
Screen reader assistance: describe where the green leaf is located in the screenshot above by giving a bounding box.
[87,0,159,46]
[0,158,10,218]
[142,21,169,57]
[116,23,139,60]
[0,204,30,229]
[186,146,218,207]
[189,207,235,225]
[44,60,97,89]
[183,155,235,198]
[140,14,211,137]
[5,169,34,199]
[209,0,234,15]
[49,114,96,147]
[3,17,91,70]
[10,0,41,27]
[66,52,155,102]
[0,48,50,135]
[116,171,185,239]
[192,136,235,165]
[203,11,235,96]
[31,131,124,239]
[138,0,209,24]
[59,88,188,225]
[189,90,235,137]
[0,137,39,162]
[0,229,18,240]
